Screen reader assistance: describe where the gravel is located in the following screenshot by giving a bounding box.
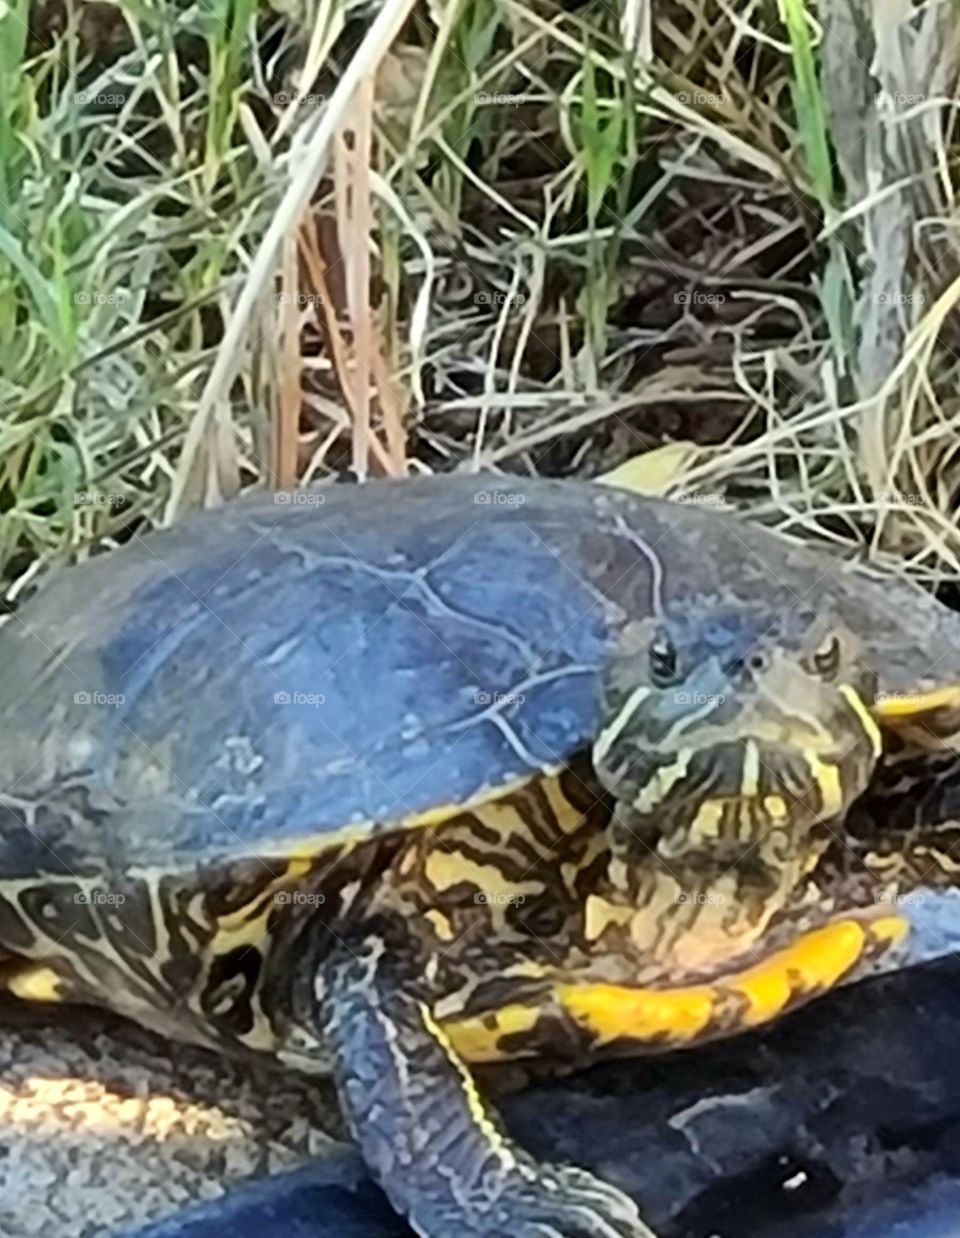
[0,1001,344,1238]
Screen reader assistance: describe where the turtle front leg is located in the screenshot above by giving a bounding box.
[316,930,653,1238]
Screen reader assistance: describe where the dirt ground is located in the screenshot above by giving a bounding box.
[0,1000,342,1238]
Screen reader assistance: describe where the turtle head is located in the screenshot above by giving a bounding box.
[592,605,882,875]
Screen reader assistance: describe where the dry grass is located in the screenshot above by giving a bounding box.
[3,0,960,598]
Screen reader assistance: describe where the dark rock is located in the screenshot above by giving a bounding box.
[127,956,960,1237]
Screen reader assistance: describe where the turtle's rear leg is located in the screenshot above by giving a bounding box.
[315,927,654,1238]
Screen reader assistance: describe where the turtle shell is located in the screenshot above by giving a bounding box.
[1,475,958,875]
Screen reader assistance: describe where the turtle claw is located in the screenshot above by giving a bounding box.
[478,1162,655,1238]
[406,1160,655,1237]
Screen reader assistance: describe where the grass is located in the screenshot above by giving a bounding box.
[1,0,959,597]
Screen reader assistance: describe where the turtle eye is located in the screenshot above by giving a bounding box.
[811,633,841,680]
[648,630,679,687]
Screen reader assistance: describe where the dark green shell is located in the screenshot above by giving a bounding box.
[1,476,958,872]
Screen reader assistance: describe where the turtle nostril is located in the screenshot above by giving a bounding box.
[727,650,769,678]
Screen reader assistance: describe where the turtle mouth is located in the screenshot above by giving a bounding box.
[625,739,851,838]
[609,735,876,887]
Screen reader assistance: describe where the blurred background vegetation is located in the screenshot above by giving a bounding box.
[2,0,959,601]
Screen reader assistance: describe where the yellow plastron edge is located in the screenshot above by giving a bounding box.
[444,915,908,1063]
[555,915,908,1049]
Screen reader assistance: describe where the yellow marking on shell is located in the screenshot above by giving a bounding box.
[584,894,635,943]
[244,771,561,862]
[423,849,543,904]
[593,685,652,767]
[634,749,693,812]
[802,750,843,818]
[7,965,64,1002]
[689,797,724,839]
[424,910,455,941]
[420,1004,515,1165]
[394,770,566,832]
[554,915,909,1049]
[764,794,788,820]
[443,1003,543,1064]
[840,683,884,758]
[399,802,479,830]
[251,827,371,862]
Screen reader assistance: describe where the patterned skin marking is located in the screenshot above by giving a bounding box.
[423,846,546,909]
[0,742,950,1078]
[201,944,263,1036]
[424,910,455,941]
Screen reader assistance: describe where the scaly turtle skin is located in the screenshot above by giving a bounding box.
[2,475,960,1238]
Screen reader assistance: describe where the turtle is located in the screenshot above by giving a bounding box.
[2,473,960,1238]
